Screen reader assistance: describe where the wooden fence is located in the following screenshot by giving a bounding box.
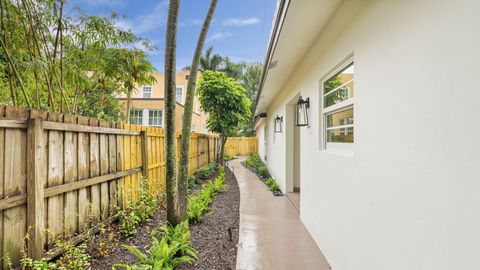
[0,106,218,269]
[224,137,258,157]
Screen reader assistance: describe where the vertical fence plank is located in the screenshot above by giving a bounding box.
[3,107,28,267]
[63,115,78,235]
[89,118,100,221]
[26,119,45,259]
[0,107,4,270]
[77,116,90,231]
[141,131,149,180]
[115,122,124,208]
[108,122,118,215]
[47,112,64,243]
[99,120,109,220]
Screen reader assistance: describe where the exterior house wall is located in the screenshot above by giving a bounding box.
[261,1,480,270]
[117,71,209,133]
[255,120,266,162]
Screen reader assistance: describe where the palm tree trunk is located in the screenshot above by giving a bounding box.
[165,0,181,226]
[177,0,217,223]
[126,91,132,122]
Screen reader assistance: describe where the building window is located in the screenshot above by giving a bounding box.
[176,86,183,103]
[322,61,354,152]
[142,86,152,98]
[148,109,163,127]
[192,124,196,132]
[129,109,143,125]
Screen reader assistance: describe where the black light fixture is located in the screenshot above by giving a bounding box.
[274,115,283,133]
[295,96,310,127]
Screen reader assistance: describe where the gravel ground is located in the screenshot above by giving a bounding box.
[88,164,240,270]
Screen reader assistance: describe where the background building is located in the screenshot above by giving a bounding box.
[118,71,209,133]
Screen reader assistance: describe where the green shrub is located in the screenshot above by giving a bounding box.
[117,177,158,237]
[187,166,227,224]
[114,221,197,270]
[187,175,197,189]
[266,179,280,192]
[21,240,91,270]
[195,161,218,179]
[223,154,233,161]
[258,165,270,179]
[246,153,263,170]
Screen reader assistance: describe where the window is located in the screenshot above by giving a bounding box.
[142,86,152,98]
[176,86,183,103]
[192,124,196,132]
[322,61,354,152]
[148,109,163,127]
[129,109,143,125]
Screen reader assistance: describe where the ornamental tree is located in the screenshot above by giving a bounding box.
[196,70,251,164]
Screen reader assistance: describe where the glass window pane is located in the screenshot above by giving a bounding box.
[323,63,354,108]
[326,108,353,128]
[327,127,354,143]
[129,109,143,125]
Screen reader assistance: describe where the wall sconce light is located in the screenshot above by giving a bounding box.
[274,115,283,133]
[295,96,310,127]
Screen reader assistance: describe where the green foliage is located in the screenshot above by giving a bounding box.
[114,222,197,270]
[21,240,90,270]
[0,1,156,120]
[197,71,251,136]
[195,161,218,179]
[266,179,280,192]
[258,165,270,179]
[187,167,226,224]
[116,177,158,237]
[187,175,197,189]
[245,153,264,171]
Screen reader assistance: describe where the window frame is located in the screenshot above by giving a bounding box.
[176,86,184,104]
[142,86,152,98]
[320,58,355,154]
[148,109,163,127]
[129,109,143,125]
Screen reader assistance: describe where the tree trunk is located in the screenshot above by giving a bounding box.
[177,0,217,223]
[217,133,228,165]
[165,0,180,226]
[126,89,132,121]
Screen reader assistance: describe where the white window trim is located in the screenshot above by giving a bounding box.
[320,58,355,155]
[147,108,163,127]
[142,86,153,98]
[176,86,184,104]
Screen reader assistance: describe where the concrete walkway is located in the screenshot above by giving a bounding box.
[228,157,331,270]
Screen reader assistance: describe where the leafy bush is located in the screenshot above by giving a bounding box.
[117,177,158,237]
[114,222,197,270]
[187,175,197,189]
[245,153,263,170]
[223,154,233,161]
[187,166,227,224]
[21,240,90,270]
[258,165,270,179]
[266,179,280,192]
[195,161,218,179]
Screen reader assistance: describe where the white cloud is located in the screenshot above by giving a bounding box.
[114,1,168,34]
[206,32,233,43]
[223,17,260,26]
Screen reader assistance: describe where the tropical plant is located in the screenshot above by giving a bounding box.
[197,71,251,164]
[116,177,158,237]
[114,222,197,270]
[266,179,280,192]
[258,165,270,179]
[0,0,154,120]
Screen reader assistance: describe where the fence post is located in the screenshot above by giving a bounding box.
[140,131,149,179]
[26,118,45,260]
[207,136,211,164]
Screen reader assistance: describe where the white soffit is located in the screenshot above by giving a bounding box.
[256,0,342,114]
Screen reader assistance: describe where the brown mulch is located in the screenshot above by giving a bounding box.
[180,164,240,270]
[88,164,240,270]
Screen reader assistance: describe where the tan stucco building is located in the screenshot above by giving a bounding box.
[118,71,208,133]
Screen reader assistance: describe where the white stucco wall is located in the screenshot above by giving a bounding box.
[255,120,267,162]
[259,1,480,269]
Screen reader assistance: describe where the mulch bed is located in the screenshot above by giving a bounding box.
[241,161,284,196]
[88,164,240,270]
[180,164,240,270]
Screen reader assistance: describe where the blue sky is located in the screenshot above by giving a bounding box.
[66,0,277,71]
